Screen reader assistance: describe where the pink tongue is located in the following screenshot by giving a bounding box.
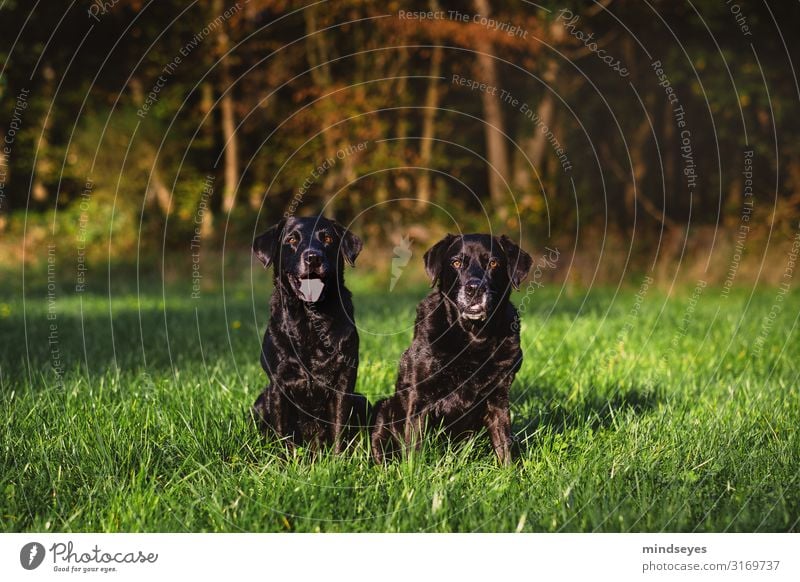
[299,278,325,302]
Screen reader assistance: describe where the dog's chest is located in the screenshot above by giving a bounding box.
[428,340,516,397]
[271,312,354,374]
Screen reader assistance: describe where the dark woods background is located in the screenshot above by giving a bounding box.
[1,0,799,286]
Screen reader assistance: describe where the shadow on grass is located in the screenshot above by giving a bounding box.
[511,383,661,448]
[0,284,425,381]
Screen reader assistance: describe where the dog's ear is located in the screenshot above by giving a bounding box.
[497,235,532,290]
[253,219,286,268]
[332,222,363,266]
[423,234,457,287]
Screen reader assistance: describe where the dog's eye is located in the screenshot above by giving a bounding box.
[323,234,333,244]
[488,259,499,269]
[451,258,462,269]
[285,234,298,245]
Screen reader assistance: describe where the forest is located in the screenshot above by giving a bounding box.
[1,0,799,285]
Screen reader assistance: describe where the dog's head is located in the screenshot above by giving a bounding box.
[424,233,532,321]
[253,216,362,303]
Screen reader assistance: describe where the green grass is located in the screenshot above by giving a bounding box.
[1,275,798,532]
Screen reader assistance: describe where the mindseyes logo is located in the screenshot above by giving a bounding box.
[20,542,46,570]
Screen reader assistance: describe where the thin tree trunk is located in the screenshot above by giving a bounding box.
[514,58,558,195]
[304,4,339,217]
[527,59,557,170]
[472,0,510,219]
[149,161,172,215]
[221,94,239,212]
[663,97,675,217]
[214,0,240,213]
[129,78,172,215]
[198,82,217,233]
[417,42,443,208]
[140,142,172,215]
[32,63,56,202]
[605,116,676,231]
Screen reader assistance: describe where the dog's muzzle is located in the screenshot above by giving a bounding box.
[298,277,325,302]
[288,270,328,303]
[458,280,489,320]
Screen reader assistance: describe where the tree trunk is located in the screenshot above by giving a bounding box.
[663,97,675,218]
[417,42,443,208]
[214,0,240,213]
[129,78,172,215]
[625,119,649,228]
[472,0,510,219]
[32,63,56,203]
[514,58,558,195]
[149,161,172,215]
[608,115,676,232]
[304,4,339,218]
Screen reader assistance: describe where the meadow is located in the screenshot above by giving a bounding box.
[1,273,798,532]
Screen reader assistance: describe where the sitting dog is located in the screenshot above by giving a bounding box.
[371,234,532,465]
[251,216,370,452]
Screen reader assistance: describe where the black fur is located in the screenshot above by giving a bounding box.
[251,216,370,453]
[371,234,532,465]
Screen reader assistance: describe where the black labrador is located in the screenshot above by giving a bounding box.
[251,216,370,453]
[371,233,532,465]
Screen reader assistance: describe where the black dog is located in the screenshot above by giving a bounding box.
[371,234,532,465]
[251,216,370,453]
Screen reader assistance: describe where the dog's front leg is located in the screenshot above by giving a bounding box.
[329,358,358,453]
[371,396,405,463]
[484,402,512,466]
[329,393,347,454]
[273,363,310,449]
[371,400,389,463]
[270,391,295,451]
[252,388,272,433]
[403,393,426,455]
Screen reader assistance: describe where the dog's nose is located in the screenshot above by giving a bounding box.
[464,279,485,297]
[303,250,322,266]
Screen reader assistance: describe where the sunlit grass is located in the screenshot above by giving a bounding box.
[1,278,798,531]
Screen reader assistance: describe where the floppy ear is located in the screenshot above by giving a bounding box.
[333,222,363,266]
[423,234,456,287]
[253,219,285,268]
[498,235,533,290]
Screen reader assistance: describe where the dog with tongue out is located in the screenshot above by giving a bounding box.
[250,215,371,453]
